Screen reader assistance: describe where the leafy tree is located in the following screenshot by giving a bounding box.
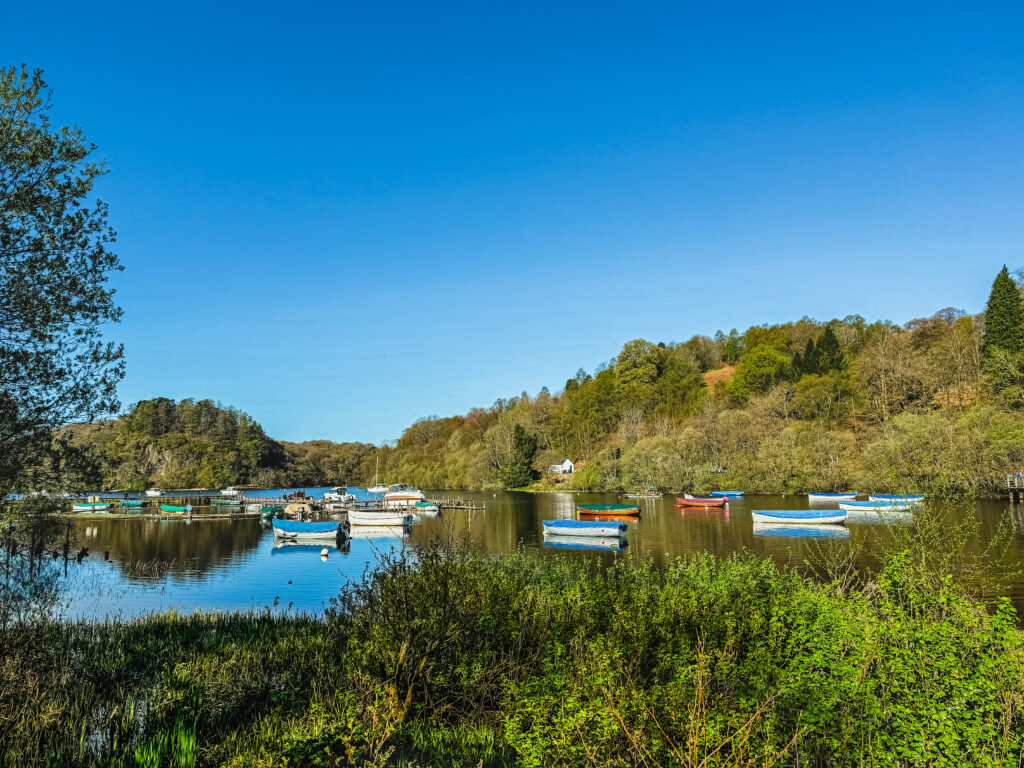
[0,66,123,494]
[726,345,791,402]
[983,265,1024,360]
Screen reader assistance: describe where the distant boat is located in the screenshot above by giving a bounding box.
[577,504,641,516]
[368,457,387,493]
[868,494,924,502]
[259,505,284,517]
[542,520,627,538]
[414,501,440,514]
[323,486,355,503]
[120,500,145,510]
[272,519,341,540]
[676,495,728,508]
[753,523,850,538]
[283,503,313,519]
[840,501,915,512]
[807,492,859,501]
[211,499,242,507]
[348,509,412,526]
[220,487,240,496]
[160,504,192,515]
[145,488,163,497]
[543,534,628,551]
[844,507,913,524]
[383,484,425,508]
[711,491,744,498]
[751,509,846,525]
[72,502,110,512]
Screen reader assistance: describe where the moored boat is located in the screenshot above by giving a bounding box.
[272,519,342,540]
[414,501,440,514]
[807,492,859,501]
[348,509,413,526]
[577,503,641,516]
[868,494,924,502]
[750,509,847,525]
[383,483,426,508]
[160,504,192,515]
[542,519,627,538]
[323,486,355,503]
[120,499,145,508]
[676,495,728,508]
[712,490,744,498]
[211,498,242,507]
[283,502,312,519]
[72,502,110,512]
[839,501,915,512]
[220,487,240,496]
[259,505,284,517]
[145,488,163,497]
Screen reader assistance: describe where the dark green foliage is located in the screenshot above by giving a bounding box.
[0,66,124,495]
[983,265,1024,359]
[815,325,846,372]
[3,545,1023,767]
[501,424,537,488]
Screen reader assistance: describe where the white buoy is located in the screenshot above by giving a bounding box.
[321,548,329,557]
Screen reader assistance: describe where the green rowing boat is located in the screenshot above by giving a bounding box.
[577,503,641,516]
[160,504,192,514]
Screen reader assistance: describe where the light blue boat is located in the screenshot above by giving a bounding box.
[711,491,744,498]
[542,519,627,537]
[868,494,924,502]
[272,519,340,539]
[751,509,846,525]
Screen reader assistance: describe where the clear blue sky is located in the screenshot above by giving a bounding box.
[4,2,1023,442]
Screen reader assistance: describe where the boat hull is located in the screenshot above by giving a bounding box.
[272,519,340,539]
[712,491,744,498]
[577,504,641,516]
[840,502,914,512]
[542,520,627,537]
[543,533,628,551]
[348,510,412,526]
[868,494,924,502]
[676,496,728,508]
[751,509,847,525]
[807,493,859,501]
[72,503,110,512]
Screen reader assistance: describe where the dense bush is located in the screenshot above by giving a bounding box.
[2,540,1023,766]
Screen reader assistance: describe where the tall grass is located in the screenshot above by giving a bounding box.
[1,536,1023,766]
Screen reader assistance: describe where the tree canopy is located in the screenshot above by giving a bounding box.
[0,66,123,494]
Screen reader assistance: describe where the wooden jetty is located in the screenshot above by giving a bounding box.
[1008,475,1024,503]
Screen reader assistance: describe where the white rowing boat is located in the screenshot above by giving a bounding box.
[348,509,412,526]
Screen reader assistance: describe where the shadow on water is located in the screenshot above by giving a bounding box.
[60,491,1024,619]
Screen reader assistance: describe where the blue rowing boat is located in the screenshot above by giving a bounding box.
[542,519,627,537]
[868,494,924,502]
[750,509,846,525]
[272,519,340,539]
[712,491,744,498]
[543,534,628,551]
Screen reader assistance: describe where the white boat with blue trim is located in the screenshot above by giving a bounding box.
[750,509,847,525]
[542,519,627,537]
[807,492,859,501]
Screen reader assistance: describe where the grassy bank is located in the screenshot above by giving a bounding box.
[3,539,1024,767]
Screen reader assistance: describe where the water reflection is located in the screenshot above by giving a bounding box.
[753,523,850,539]
[58,492,1024,619]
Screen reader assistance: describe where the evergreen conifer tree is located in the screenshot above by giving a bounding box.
[983,265,1024,359]
[816,326,846,372]
[799,338,819,376]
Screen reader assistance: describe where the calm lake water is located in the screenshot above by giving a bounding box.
[58,490,1024,620]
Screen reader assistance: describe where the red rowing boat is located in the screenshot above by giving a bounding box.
[675,496,728,508]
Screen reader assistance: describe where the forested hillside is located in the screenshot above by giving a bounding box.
[61,268,1024,496]
[63,398,375,491]
[371,267,1024,495]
